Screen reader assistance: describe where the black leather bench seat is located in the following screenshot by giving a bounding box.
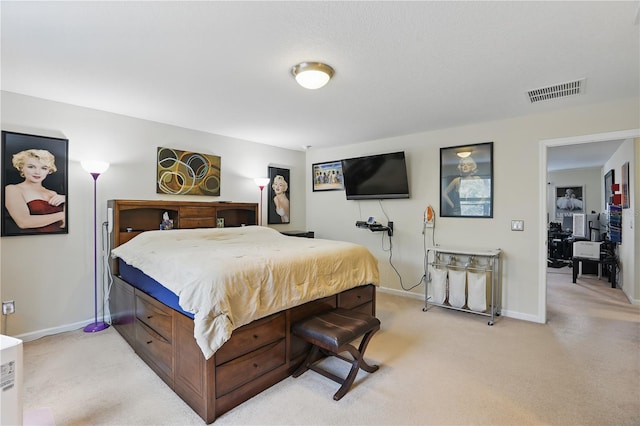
[291,308,380,400]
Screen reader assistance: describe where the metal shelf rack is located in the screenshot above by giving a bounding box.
[423,247,502,325]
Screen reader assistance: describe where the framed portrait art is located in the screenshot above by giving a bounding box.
[554,185,585,220]
[268,166,290,224]
[312,160,344,192]
[1,131,69,236]
[440,142,493,218]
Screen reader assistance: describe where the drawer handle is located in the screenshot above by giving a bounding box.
[253,363,259,369]
[147,315,153,319]
[253,334,259,340]
[146,340,153,345]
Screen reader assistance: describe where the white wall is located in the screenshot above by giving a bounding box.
[603,138,637,301]
[306,97,640,321]
[0,91,306,338]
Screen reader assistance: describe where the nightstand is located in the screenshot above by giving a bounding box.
[281,230,314,238]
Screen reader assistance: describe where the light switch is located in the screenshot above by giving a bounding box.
[511,220,524,231]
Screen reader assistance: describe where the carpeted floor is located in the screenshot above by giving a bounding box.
[21,272,639,425]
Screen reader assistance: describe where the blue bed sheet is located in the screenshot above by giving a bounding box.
[118,258,194,319]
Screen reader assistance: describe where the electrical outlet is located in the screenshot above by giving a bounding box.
[511,220,524,231]
[2,300,15,315]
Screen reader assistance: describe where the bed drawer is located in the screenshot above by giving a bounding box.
[289,295,337,360]
[180,206,217,217]
[337,284,374,310]
[179,206,216,229]
[351,301,374,316]
[135,320,173,382]
[110,276,136,348]
[136,293,173,342]
[179,217,217,229]
[215,339,286,397]
[215,313,285,365]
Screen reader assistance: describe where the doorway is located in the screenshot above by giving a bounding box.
[539,129,639,324]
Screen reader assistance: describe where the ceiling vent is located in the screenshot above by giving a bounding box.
[527,78,585,103]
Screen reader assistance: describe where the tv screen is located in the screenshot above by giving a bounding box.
[341,151,410,200]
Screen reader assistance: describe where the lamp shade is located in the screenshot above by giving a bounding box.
[254,177,271,188]
[291,62,334,90]
[81,160,110,174]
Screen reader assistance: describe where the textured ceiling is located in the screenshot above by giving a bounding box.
[1,1,638,165]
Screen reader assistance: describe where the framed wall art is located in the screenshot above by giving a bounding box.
[268,166,290,224]
[312,160,344,192]
[1,131,69,236]
[604,169,615,208]
[156,147,221,196]
[440,142,493,218]
[554,185,585,221]
[621,161,629,209]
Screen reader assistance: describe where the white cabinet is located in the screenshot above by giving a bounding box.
[423,247,502,325]
[1,335,23,426]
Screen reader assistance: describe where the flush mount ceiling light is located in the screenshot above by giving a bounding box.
[291,62,335,90]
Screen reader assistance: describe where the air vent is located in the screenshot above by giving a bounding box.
[527,79,585,103]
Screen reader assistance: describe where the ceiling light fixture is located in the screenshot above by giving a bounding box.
[291,62,335,90]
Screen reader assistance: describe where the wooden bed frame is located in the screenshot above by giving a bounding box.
[107,199,376,424]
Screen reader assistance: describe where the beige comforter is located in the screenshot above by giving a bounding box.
[111,226,379,359]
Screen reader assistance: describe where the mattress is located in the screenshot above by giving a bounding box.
[119,259,194,319]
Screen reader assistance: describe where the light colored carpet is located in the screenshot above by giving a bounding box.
[22,272,639,425]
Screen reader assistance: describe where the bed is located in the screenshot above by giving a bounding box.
[107,199,379,424]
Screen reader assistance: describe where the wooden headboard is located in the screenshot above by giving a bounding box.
[108,199,258,273]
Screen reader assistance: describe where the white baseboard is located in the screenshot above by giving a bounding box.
[376,285,540,323]
[376,286,423,300]
[13,318,100,343]
[500,309,544,324]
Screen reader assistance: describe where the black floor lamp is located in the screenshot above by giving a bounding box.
[254,177,270,226]
[81,160,110,333]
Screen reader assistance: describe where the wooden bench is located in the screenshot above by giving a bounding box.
[291,308,381,400]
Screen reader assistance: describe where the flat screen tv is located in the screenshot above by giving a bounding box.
[341,151,410,200]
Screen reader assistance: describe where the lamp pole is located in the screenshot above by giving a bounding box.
[82,161,110,333]
[258,185,265,226]
[254,177,270,226]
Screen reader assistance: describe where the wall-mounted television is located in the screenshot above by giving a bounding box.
[341,151,410,200]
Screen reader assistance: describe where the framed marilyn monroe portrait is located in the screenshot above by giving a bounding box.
[1,131,69,236]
